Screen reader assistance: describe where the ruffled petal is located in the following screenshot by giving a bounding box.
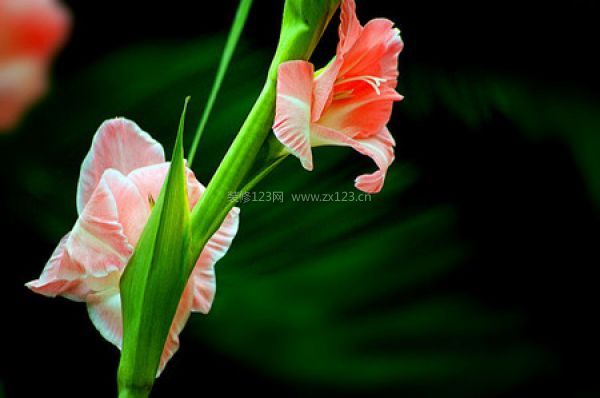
[27,170,134,301]
[188,207,240,314]
[314,125,395,193]
[103,170,149,248]
[312,0,363,121]
[158,287,193,376]
[77,118,165,214]
[87,287,123,348]
[338,0,362,54]
[157,205,239,373]
[338,18,403,84]
[273,61,315,170]
[25,233,91,301]
[68,170,133,278]
[86,284,195,378]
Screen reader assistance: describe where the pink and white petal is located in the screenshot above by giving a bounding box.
[187,264,215,315]
[189,207,240,314]
[273,61,315,171]
[26,232,123,303]
[127,163,205,211]
[77,118,165,214]
[68,171,133,278]
[319,85,402,138]
[183,166,205,209]
[87,287,123,349]
[26,233,88,301]
[376,126,396,147]
[86,283,195,377]
[157,287,194,376]
[102,170,149,247]
[314,125,395,194]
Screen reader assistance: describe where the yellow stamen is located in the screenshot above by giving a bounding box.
[148,194,155,209]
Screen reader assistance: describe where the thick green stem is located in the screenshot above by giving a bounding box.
[118,387,150,398]
[190,80,275,254]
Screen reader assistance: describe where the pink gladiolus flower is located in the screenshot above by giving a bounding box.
[0,0,70,132]
[26,118,240,374]
[273,0,403,193]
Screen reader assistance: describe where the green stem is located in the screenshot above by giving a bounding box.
[189,0,341,257]
[190,80,275,255]
[118,387,150,398]
[188,0,254,167]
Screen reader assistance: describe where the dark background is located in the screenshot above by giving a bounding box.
[1,1,599,397]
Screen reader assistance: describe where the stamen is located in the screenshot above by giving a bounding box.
[336,75,387,95]
[148,194,156,209]
[333,90,354,100]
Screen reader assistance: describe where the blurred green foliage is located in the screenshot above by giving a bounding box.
[404,69,600,209]
[2,35,598,397]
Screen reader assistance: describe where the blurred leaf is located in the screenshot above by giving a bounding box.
[401,67,600,209]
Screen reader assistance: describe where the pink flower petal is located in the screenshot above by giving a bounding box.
[312,0,362,121]
[86,282,195,377]
[69,170,134,277]
[0,0,70,131]
[157,205,240,372]
[158,287,193,376]
[127,163,205,210]
[318,85,402,139]
[0,0,70,59]
[314,125,395,193]
[338,18,403,84]
[129,161,238,312]
[25,233,91,300]
[273,61,315,171]
[87,287,122,348]
[312,59,341,122]
[77,118,165,214]
[338,0,362,54]
[189,207,240,314]
[27,170,135,300]
[0,58,45,131]
[103,169,149,248]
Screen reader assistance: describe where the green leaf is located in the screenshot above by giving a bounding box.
[188,0,254,166]
[117,98,192,398]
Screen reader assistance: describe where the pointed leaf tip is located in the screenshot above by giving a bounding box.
[118,103,194,394]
